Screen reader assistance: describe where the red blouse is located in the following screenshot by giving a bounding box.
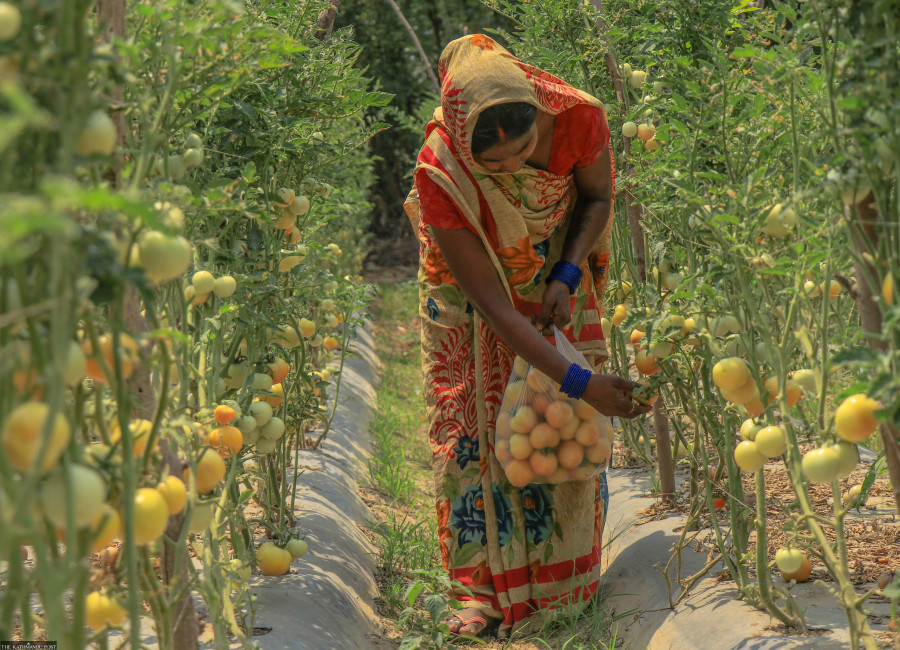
[418,104,609,230]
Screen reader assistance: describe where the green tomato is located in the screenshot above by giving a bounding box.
[286,538,308,559]
[775,547,803,574]
[831,442,859,480]
[801,447,840,483]
[754,426,786,458]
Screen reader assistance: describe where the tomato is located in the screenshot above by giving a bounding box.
[635,349,660,375]
[505,459,534,487]
[530,423,560,449]
[268,357,290,384]
[842,484,862,507]
[834,393,881,443]
[574,421,601,446]
[712,357,751,391]
[86,591,123,631]
[298,317,316,339]
[511,406,538,434]
[90,505,122,552]
[622,121,638,138]
[557,440,584,469]
[188,502,216,534]
[720,378,758,405]
[762,203,797,238]
[41,464,106,529]
[754,426,787,458]
[630,328,646,348]
[530,449,559,477]
[83,333,139,384]
[133,488,169,545]
[883,273,894,305]
[0,2,21,41]
[789,369,816,394]
[109,418,155,457]
[191,271,215,294]
[744,395,765,418]
[818,279,841,298]
[212,275,237,299]
[710,315,741,337]
[633,379,659,406]
[259,417,285,441]
[257,541,292,576]
[2,402,71,474]
[803,280,821,297]
[249,400,273,427]
[585,438,612,464]
[545,402,573,429]
[780,553,812,583]
[740,418,762,442]
[255,437,277,454]
[62,340,87,386]
[832,442,859,479]
[209,425,242,458]
[286,538,309,559]
[712,497,726,510]
[648,340,673,359]
[509,434,533,460]
[611,303,627,327]
[183,148,204,168]
[137,231,193,284]
[76,110,117,157]
[775,547,804,574]
[734,441,766,473]
[251,372,274,392]
[495,439,512,463]
[186,447,226,494]
[214,404,236,424]
[263,383,285,407]
[801,447,840,484]
[156,475,187,515]
[288,195,311,216]
[636,123,654,141]
[322,336,340,351]
[601,317,612,339]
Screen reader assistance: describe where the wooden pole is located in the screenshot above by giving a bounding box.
[314,0,344,40]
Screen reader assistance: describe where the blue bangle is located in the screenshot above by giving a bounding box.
[560,363,592,400]
[546,261,582,295]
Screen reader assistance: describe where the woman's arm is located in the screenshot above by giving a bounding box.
[536,144,613,332]
[430,225,649,419]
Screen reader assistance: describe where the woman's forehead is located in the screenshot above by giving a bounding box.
[475,126,535,161]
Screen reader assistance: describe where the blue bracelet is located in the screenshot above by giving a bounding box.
[546,261,583,295]
[560,363,592,400]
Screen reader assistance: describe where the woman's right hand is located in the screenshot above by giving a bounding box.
[582,373,653,419]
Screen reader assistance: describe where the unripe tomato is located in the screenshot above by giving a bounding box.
[249,401,274,427]
[156,475,187,515]
[286,538,308,559]
[251,372,274,392]
[622,121,638,138]
[842,484,862,507]
[259,417,285,441]
[109,418,155,457]
[41,464,107,529]
[801,447,840,483]
[62,340,87,386]
[257,541,291,576]
[0,2,21,41]
[834,393,881,443]
[762,203,797,238]
[719,378,758,405]
[775,547,803,574]
[734,441,766,473]
[191,271,215,294]
[186,447,226,494]
[76,110,117,156]
[185,132,203,149]
[255,437,277,453]
[754,426,786,458]
[85,591,119,631]
[212,275,237,299]
[183,148,204,168]
[188,502,216,534]
[629,70,647,88]
[137,231,193,284]
[2,402,71,474]
[132,488,169,545]
[222,362,248,389]
[712,357,751,391]
[780,553,812,583]
[740,418,762,442]
[288,195,311,216]
[883,273,894,305]
[832,442,859,479]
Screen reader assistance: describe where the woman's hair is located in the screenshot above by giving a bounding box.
[471,102,537,155]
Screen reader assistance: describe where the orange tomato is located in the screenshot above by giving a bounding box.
[530,450,559,477]
[635,350,660,375]
[529,423,560,449]
[505,459,534,487]
[82,333,139,384]
[214,404,236,424]
[268,358,290,384]
[545,401,574,429]
[557,440,584,469]
[208,425,242,458]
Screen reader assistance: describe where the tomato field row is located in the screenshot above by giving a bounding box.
[0,0,386,646]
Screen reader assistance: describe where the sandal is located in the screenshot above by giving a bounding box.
[445,607,490,637]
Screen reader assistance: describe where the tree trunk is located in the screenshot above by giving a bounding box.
[846,196,900,516]
[589,0,672,503]
[384,0,440,94]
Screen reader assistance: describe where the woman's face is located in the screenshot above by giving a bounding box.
[472,122,539,173]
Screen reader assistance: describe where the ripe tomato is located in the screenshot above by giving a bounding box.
[734,441,766,473]
[635,350,660,375]
[574,420,601,446]
[801,447,840,484]
[754,426,787,458]
[545,401,574,429]
[712,357,751,391]
[834,393,881,443]
[584,439,612,464]
[2,402,71,474]
[630,329,646,348]
[133,487,169,545]
[83,333,139,384]
[156,475,188,515]
[186,447,226,494]
[780,553,812,583]
[744,395,765,418]
[322,336,339,351]
[504,459,534,487]
[530,449,559,477]
[636,123,655,141]
[209,425,243,458]
[41,464,107,529]
[263,383,285,407]
[511,406,538,434]
[611,304,628,327]
[712,497,726,510]
[214,404,236,424]
[298,317,316,339]
[530,423,560,449]
[268,357,290,384]
[509,434,533,460]
[557,440,584,469]
[633,379,659,406]
[775,547,803,573]
[85,591,124,631]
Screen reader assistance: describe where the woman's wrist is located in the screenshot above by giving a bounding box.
[545,260,582,294]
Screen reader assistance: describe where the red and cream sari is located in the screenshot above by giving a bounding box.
[404,34,613,637]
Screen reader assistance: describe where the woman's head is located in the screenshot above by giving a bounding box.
[471,102,538,173]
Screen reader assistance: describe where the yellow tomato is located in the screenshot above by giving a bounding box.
[263,383,285,407]
[611,304,627,327]
[834,393,881,443]
[132,488,169,545]
[257,541,292,576]
[712,357,751,391]
[2,402,71,474]
[156,475,188,515]
[188,502,216,534]
[109,419,155,457]
[734,441,766,473]
[186,447,227,494]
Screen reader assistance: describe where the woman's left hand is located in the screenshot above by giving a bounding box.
[534,279,571,334]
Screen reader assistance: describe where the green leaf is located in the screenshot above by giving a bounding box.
[404,580,425,606]
[424,594,447,623]
[859,454,887,510]
[399,635,423,650]
[453,541,482,567]
[883,579,900,602]
[442,474,460,501]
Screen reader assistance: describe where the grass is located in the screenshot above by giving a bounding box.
[366,275,620,649]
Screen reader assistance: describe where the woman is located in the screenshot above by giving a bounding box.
[404,34,650,638]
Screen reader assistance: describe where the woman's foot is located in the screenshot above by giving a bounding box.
[446,607,490,637]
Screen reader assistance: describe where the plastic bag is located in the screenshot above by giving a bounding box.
[496,326,614,486]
